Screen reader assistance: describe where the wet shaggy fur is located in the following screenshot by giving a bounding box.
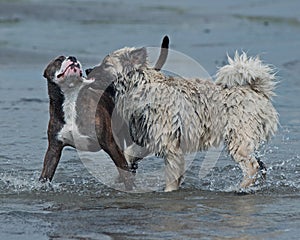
[105,48,279,192]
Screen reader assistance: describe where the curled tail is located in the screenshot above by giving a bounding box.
[215,51,277,99]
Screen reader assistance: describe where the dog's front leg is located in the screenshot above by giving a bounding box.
[164,148,185,192]
[124,143,150,172]
[39,140,64,182]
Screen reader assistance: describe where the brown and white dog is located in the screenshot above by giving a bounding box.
[40,36,169,189]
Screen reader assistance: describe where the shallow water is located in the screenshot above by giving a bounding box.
[0,0,300,239]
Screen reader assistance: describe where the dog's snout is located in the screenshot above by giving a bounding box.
[68,56,77,63]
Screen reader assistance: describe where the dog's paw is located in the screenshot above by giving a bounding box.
[257,158,267,179]
[130,162,138,173]
[164,182,180,192]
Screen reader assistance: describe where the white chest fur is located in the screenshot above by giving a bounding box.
[57,85,92,149]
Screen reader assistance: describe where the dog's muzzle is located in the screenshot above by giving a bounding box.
[57,57,83,79]
[67,56,77,63]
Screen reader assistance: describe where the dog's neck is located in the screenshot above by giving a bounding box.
[47,76,86,126]
[115,69,149,98]
[47,80,65,124]
[58,76,84,94]
[60,78,86,123]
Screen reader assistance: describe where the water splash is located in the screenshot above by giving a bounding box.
[0,171,62,194]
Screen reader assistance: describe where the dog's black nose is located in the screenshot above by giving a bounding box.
[68,56,77,62]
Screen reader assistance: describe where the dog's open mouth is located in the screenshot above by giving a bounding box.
[57,62,83,79]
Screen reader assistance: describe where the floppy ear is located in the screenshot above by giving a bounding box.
[43,67,49,79]
[43,61,54,79]
[43,56,65,80]
[130,47,147,69]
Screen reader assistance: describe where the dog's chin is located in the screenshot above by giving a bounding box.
[54,73,95,89]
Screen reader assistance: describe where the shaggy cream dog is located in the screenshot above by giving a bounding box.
[103,48,279,192]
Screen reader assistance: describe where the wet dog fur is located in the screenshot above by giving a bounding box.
[99,48,279,192]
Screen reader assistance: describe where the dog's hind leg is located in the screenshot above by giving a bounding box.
[164,148,185,192]
[229,142,260,189]
[238,156,260,188]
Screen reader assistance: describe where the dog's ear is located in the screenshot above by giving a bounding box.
[43,66,50,79]
[130,47,147,69]
[43,61,55,79]
[43,56,65,80]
